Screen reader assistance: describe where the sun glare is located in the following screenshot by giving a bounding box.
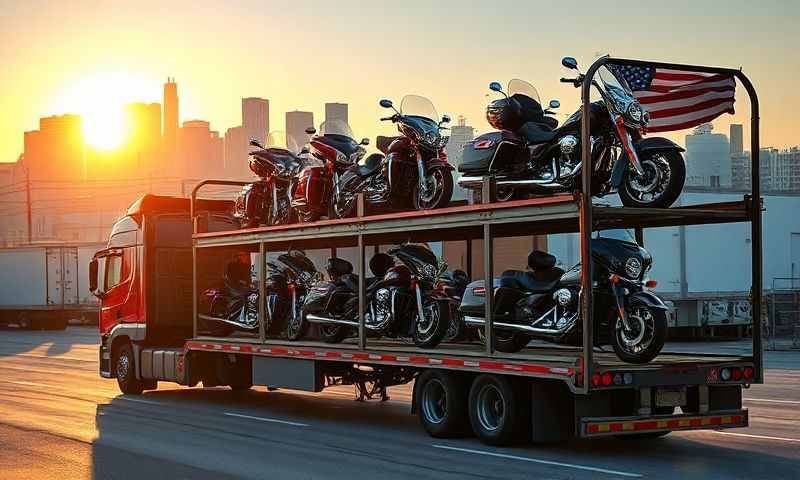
[52,72,158,150]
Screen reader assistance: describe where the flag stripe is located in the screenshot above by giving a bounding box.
[641,89,736,111]
[647,102,735,131]
[648,97,737,119]
[652,71,712,81]
[636,86,735,104]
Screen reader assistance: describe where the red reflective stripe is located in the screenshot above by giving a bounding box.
[634,421,659,431]
[587,424,600,433]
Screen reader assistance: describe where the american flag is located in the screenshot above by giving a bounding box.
[608,63,736,133]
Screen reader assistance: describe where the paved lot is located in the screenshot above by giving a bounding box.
[1,327,799,479]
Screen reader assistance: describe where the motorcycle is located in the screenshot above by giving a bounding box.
[300,244,451,348]
[265,250,322,340]
[290,120,370,222]
[458,230,668,363]
[234,132,307,228]
[199,256,260,336]
[458,56,686,208]
[436,269,471,342]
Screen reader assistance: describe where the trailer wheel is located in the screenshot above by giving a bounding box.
[416,370,469,437]
[468,374,530,445]
[114,342,144,395]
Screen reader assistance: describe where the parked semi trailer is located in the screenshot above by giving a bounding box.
[92,56,763,446]
[0,242,104,330]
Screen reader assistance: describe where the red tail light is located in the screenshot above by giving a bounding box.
[743,367,754,379]
[591,374,602,386]
[732,367,743,380]
[601,372,613,386]
[472,286,486,296]
[645,279,658,288]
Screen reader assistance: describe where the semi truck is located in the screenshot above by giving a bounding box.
[90,54,763,446]
[0,242,103,329]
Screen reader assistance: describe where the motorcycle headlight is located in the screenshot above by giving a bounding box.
[422,131,441,149]
[625,257,643,279]
[627,103,643,123]
[421,263,438,281]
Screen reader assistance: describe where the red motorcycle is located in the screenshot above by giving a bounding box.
[291,97,454,222]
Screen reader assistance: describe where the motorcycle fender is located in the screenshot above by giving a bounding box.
[427,157,455,171]
[610,137,685,188]
[627,290,669,310]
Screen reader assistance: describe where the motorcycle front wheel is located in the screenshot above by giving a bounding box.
[610,305,667,364]
[413,300,449,348]
[285,304,308,341]
[413,169,453,211]
[619,151,685,209]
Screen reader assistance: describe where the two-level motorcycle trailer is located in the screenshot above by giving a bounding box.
[98,57,763,445]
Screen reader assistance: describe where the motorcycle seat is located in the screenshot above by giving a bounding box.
[517,121,557,144]
[500,269,563,293]
[376,136,400,154]
[353,153,384,177]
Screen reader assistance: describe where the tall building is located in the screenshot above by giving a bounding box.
[178,120,224,180]
[730,148,775,191]
[224,126,251,179]
[23,114,84,182]
[325,102,348,125]
[242,97,269,145]
[286,111,314,150]
[446,116,474,201]
[685,123,731,189]
[163,77,179,167]
[772,147,800,192]
[124,102,162,176]
[730,124,743,155]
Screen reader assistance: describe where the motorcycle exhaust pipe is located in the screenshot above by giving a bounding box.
[462,315,566,335]
[197,313,260,331]
[305,313,359,327]
[457,176,564,190]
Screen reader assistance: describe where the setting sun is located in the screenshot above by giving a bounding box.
[82,105,126,150]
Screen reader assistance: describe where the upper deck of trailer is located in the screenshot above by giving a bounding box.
[192,194,755,248]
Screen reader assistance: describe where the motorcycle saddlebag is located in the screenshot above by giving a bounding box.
[459,131,527,175]
[292,166,329,214]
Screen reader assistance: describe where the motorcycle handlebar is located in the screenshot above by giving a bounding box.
[380,115,396,122]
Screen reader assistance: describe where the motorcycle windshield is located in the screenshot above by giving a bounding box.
[400,95,438,122]
[266,131,301,154]
[507,79,540,104]
[595,228,637,244]
[319,119,355,140]
[597,65,636,112]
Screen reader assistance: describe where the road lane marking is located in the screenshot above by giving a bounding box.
[116,396,162,405]
[432,444,643,478]
[14,353,94,362]
[223,412,309,427]
[744,398,800,405]
[8,380,55,388]
[712,431,800,443]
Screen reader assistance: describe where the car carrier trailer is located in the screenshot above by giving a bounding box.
[93,56,762,445]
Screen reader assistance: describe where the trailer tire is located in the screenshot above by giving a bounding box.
[416,370,469,438]
[468,374,530,445]
[114,342,144,395]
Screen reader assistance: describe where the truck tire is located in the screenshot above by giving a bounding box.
[468,374,530,445]
[416,370,469,438]
[114,343,144,395]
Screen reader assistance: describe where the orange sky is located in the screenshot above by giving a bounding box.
[1,0,799,162]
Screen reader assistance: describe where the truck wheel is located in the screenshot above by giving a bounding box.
[114,343,144,395]
[468,375,530,446]
[416,370,469,438]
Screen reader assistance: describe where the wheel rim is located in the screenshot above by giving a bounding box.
[616,307,656,356]
[625,154,671,204]
[320,325,341,338]
[421,378,447,424]
[476,383,505,432]
[415,302,440,342]
[416,170,445,210]
[116,352,130,380]
[496,188,515,202]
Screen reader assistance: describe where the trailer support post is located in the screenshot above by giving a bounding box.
[357,193,367,350]
[258,242,266,343]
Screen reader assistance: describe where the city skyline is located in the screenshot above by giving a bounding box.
[2,1,800,163]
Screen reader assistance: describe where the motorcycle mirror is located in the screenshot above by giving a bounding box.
[561,56,578,70]
[360,138,370,146]
[440,114,451,124]
[304,127,316,135]
[488,81,503,93]
[549,99,560,109]
[379,99,393,109]
[249,138,264,148]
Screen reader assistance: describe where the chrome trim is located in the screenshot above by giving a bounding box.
[305,313,359,327]
[457,176,565,189]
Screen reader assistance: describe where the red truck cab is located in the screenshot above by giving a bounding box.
[90,195,233,382]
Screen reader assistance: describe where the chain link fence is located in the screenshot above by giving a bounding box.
[764,277,800,350]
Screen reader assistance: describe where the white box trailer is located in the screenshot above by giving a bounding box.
[0,242,105,329]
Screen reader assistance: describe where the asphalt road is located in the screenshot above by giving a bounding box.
[1,327,799,480]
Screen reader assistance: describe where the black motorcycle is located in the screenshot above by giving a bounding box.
[234,132,307,228]
[301,244,451,348]
[436,269,471,342]
[265,250,321,339]
[199,256,260,336]
[459,230,668,363]
[458,56,686,208]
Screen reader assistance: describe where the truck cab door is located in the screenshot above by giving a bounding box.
[97,248,138,335]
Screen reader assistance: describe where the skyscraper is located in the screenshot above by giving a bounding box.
[178,120,223,180]
[224,125,250,178]
[23,114,84,182]
[685,123,731,189]
[163,77,179,166]
[242,97,269,145]
[286,111,314,150]
[325,102,348,125]
[730,124,743,155]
